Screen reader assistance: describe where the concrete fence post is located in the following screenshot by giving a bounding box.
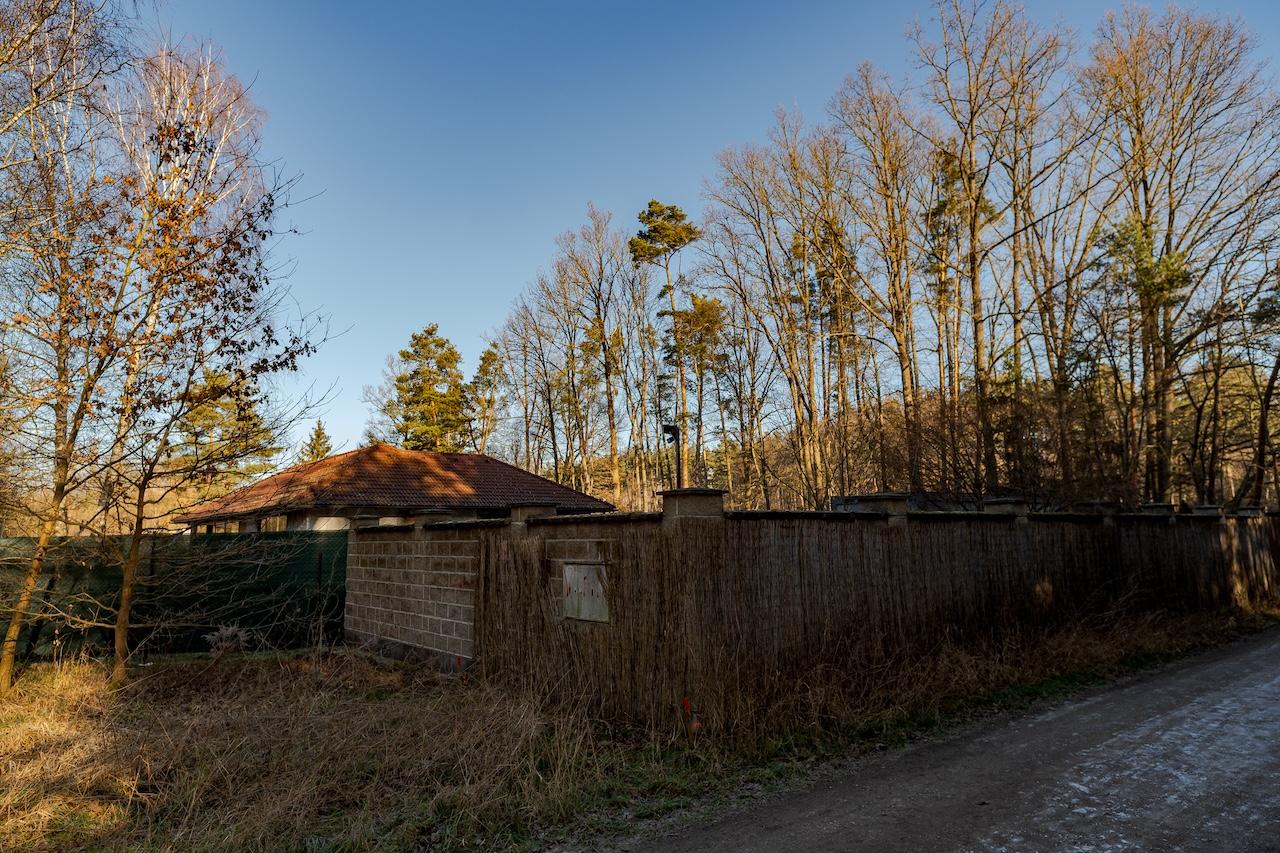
[410,509,453,528]
[509,501,556,534]
[983,497,1030,523]
[658,488,727,527]
[854,493,909,526]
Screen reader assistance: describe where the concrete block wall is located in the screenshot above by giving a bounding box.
[344,524,480,661]
[345,518,626,664]
[540,528,619,588]
[344,490,1280,723]
[345,494,721,667]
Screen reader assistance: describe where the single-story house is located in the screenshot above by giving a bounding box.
[175,442,613,534]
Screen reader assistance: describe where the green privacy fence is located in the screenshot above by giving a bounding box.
[0,531,347,660]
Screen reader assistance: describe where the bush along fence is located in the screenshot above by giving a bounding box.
[343,495,1280,732]
[0,531,347,659]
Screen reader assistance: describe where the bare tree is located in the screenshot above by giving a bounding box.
[0,0,130,693]
[471,1,1280,516]
[95,46,317,684]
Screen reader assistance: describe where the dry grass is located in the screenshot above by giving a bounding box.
[2,606,1276,852]
[744,606,1280,749]
[0,652,604,851]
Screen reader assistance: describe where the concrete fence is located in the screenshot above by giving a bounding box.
[345,521,486,662]
[344,493,1280,725]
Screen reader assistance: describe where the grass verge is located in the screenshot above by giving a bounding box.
[2,606,1276,851]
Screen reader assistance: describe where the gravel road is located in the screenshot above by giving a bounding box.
[644,631,1280,852]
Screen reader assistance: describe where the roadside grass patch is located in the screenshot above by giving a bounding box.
[1,606,1275,851]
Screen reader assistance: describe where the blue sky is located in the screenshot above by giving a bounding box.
[158,0,1280,451]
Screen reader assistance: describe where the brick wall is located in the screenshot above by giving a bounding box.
[344,522,485,661]
[345,494,1280,730]
[344,512,646,665]
[542,525,619,589]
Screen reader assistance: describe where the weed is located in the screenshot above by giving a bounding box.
[1,606,1274,851]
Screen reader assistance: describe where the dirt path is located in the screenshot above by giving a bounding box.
[642,632,1280,852]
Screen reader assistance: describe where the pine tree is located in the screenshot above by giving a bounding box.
[175,370,282,490]
[629,200,701,486]
[300,419,334,462]
[392,324,469,452]
[465,344,503,454]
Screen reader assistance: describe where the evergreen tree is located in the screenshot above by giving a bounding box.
[174,370,282,496]
[628,200,701,486]
[392,324,469,452]
[465,344,503,453]
[300,419,334,462]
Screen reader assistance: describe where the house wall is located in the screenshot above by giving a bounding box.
[192,508,471,536]
[285,510,353,531]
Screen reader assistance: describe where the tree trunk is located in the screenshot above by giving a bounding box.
[111,522,145,686]
[1234,351,1280,507]
[0,514,56,693]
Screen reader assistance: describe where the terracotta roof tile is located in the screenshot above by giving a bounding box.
[175,443,613,523]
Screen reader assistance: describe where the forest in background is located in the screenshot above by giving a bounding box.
[373,1,1280,512]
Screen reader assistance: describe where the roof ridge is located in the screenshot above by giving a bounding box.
[378,444,486,459]
[294,444,367,469]
[477,452,608,497]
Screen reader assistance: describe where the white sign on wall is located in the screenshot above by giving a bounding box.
[563,563,609,622]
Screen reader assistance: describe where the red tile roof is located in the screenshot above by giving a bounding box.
[175,443,613,523]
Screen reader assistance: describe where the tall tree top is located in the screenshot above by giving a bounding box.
[628,200,701,268]
[393,324,468,452]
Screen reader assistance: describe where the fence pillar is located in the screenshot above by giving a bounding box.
[1139,502,1177,526]
[984,497,1030,523]
[509,502,556,535]
[1072,500,1118,524]
[409,509,453,528]
[855,493,909,525]
[658,488,726,527]
[511,502,557,523]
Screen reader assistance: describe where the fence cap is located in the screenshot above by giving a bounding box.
[1190,504,1223,516]
[851,493,910,515]
[510,503,557,523]
[1140,502,1176,514]
[658,488,726,520]
[983,497,1029,516]
[1070,500,1120,514]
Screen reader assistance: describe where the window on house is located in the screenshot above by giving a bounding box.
[260,515,287,532]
